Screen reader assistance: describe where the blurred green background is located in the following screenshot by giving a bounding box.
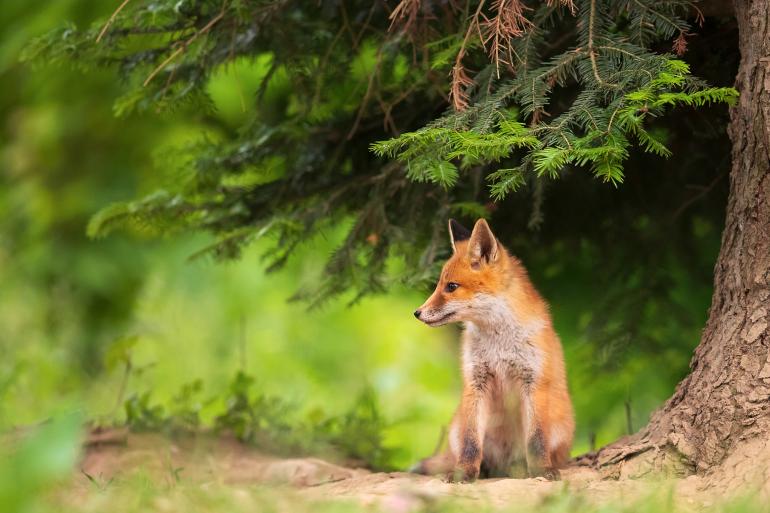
[1,0,720,477]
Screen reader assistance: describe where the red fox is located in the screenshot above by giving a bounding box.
[412,218,574,482]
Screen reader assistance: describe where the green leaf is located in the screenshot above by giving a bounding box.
[592,157,625,185]
[0,413,82,511]
[665,59,690,75]
[427,160,458,188]
[104,335,140,371]
[533,147,572,178]
[634,127,672,157]
[488,167,527,200]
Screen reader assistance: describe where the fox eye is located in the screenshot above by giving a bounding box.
[445,282,460,293]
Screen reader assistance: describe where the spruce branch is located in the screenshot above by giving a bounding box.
[143,5,226,87]
[96,0,133,43]
[587,0,616,89]
[38,0,739,304]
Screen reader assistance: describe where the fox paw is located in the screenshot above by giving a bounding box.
[445,465,479,483]
[527,466,561,481]
[542,468,561,481]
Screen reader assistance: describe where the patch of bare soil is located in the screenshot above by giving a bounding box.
[75,429,722,510]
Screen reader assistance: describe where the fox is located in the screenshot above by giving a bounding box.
[411,218,574,482]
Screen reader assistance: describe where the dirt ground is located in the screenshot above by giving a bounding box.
[71,429,729,511]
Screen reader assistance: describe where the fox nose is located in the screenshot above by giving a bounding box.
[413,310,422,319]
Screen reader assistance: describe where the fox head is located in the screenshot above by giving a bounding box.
[414,218,516,327]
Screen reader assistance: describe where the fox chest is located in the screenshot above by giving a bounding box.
[462,323,544,388]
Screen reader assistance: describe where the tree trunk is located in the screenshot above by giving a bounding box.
[590,0,770,484]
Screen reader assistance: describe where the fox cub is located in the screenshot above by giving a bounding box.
[412,218,574,482]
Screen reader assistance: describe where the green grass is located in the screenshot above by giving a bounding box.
[43,475,770,513]
[5,419,770,513]
[29,465,770,513]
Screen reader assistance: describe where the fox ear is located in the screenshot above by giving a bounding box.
[468,218,499,265]
[448,219,471,253]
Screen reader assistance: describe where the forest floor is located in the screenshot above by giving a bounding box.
[50,429,763,513]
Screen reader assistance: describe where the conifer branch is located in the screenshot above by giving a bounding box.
[96,0,132,43]
[587,0,614,88]
[631,0,684,37]
[38,0,738,303]
[348,46,385,139]
[143,6,226,87]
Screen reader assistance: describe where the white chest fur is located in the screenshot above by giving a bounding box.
[461,294,545,386]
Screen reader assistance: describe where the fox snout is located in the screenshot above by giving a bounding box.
[413,298,457,326]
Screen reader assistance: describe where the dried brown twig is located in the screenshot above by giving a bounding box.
[388,0,422,33]
[450,0,486,111]
[388,0,579,110]
[672,32,689,56]
[481,0,532,78]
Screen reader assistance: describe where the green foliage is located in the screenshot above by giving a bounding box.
[371,118,540,189]
[103,335,139,372]
[313,386,392,469]
[24,0,736,304]
[377,60,736,198]
[120,370,394,470]
[0,414,82,513]
[213,371,296,445]
[0,0,185,381]
[124,392,168,431]
[2,0,742,488]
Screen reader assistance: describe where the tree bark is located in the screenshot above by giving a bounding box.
[590,0,770,483]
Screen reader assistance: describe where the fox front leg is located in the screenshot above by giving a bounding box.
[523,391,560,480]
[525,425,560,480]
[449,431,482,482]
[447,383,488,482]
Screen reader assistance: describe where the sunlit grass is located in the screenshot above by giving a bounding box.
[4,393,769,513]
[40,468,770,513]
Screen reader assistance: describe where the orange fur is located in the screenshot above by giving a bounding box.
[412,219,574,481]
